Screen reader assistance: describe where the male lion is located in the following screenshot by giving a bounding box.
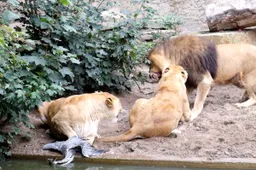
[38,91,122,165]
[148,34,256,120]
[99,65,190,142]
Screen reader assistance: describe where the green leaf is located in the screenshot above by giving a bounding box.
[0,89,4,95]
[48,72,62,83]
[62,25,77,32]
[40,16,53,23]
[64,85,76,91]
[21,56,47,66]
[40,22,50,29]
[60,16,67,22]
[2,10,20,24]
[23,45,34,51]
[85,54,95,63]
[59,0,69,6]
[41,37,53,46]
[15,89,24,98]
[96,49,108,56]
[70,58,80,64]
[56,46,68,52]
[14,43,21,49]
[30,81,38,86]
[59,67,74,80]
[0,135,4,143]
[50,84,64,91]
[13,84,23,89]
[7,0,19,6]
[25,39,36,46]
[39,85,46,91]
[31,16,41,27]
[28,123,35,129]
[12,126,21,135]
[0,37,5,47]
[31,92,38,99]
[45,89,56,96]
[5,150,12,156]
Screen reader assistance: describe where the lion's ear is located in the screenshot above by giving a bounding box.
[181,70,188,81]
[163,67,170,73]
[105,98,114,108]
[38,101,51,124]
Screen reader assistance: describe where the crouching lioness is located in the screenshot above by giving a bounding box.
[99,65,190,142]
[38,92,122,145]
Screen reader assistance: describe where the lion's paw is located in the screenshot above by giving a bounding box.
[190,113,198,121]
[235,103,243,108]
[235,102,251,108]
[171,129,181,134]
[169,129,182,138]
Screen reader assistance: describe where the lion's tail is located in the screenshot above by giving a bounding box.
[99,127,139,142]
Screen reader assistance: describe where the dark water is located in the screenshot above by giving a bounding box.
[0,159,247,170]
[0,159,221,170]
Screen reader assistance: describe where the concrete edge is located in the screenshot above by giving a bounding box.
[11,153,256,169]
[197,29,256,45]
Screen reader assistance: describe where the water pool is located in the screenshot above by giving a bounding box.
[0,159,225,170]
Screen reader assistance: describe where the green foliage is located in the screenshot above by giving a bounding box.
[15,0,182,92]
[0,25,64,158]
[0,0,182,157]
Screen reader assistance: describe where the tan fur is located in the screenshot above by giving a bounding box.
[99,65,190,142]
[38,92,122,144]
[148,34,256,120]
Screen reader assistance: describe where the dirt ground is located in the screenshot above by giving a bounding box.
[11,80,256,162]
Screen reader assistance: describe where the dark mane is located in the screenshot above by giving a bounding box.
[149,35,217,88]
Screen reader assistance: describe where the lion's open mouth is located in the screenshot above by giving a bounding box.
[149,72,162,80]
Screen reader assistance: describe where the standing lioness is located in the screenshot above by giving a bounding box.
[148,34,256,120]
[99,65,190,142]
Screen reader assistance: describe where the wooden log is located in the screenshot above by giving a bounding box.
[205,2,256,32]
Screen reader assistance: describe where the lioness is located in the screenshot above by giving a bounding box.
[38,91,122,165]
[148,34,256,120]
[38,91,122,144]
[99,65,190,142]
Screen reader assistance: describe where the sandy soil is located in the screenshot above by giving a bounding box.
[11,80,256,162]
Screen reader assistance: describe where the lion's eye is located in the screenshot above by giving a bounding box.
[164,68,170,73]
[181,70,185,75]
